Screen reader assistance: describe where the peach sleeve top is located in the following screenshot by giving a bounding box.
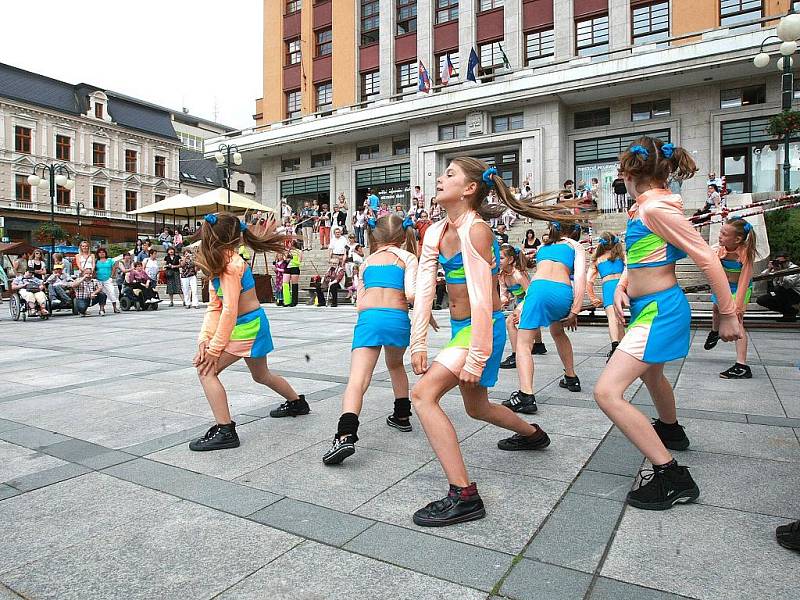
[198,254,246,357]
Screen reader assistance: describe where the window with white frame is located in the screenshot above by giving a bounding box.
[631,99,671,121]
[178,131,204,152]
[492,113,524,133]
[525,28,555,64]
[632,1,669,46]
[438,122,466,140]
[720,0,762,27]
[316,82,332,111]
[286,38,301,65]
[436,0,458,24]
[361,71,380,101]
[397,0,416,34]
[286,90,302,118]
[361,0,379,45]
[397,62,416,91]
[436,52,459,83]
[479,0,502,11]
[576,14,609,57]
[479,41,506,69]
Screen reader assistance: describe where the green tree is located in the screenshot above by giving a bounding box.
[765,209,800,262]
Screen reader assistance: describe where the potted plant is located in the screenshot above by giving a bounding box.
[768,111,800,138]
[34,222,70,246]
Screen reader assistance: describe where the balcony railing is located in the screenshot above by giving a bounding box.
[0,198,151,224]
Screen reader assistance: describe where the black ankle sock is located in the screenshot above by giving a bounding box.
[292,395,308,405]
[393,397,411,420]
[337,412,359,441]
[656,419,681,429]
[219,421,236,430]
[654,459,678,472]
[611,341,619,349]
[516,390,535,399]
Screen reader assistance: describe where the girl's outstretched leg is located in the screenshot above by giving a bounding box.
[190,352,242,451]
[506,328,538,413]
[384,346,412,431]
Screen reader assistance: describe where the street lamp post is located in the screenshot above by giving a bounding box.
[214,144,243,205]
[754,8,800,192]
[27,163,74,271]
[75,201,86,240]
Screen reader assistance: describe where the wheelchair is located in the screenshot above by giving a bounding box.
[119,283,161,311]
[9,291,49,321]
[46,285,78,316]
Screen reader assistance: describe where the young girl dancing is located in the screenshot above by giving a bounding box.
[322,214,419,465]
[285,240,302,307]
[594,138,740,510]
[703,217,756,379]
[506,220,586,415]
[586,232,626,359]
[189,213,309,452]
[410,158,572,527]
[497,245,532,370]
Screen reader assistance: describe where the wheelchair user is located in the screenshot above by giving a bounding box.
[11,270,49,317]
[44,264,75,308]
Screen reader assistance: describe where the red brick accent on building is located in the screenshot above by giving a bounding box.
[395,32,417,63]
[359,43,380,73]
[574,0,608,18]
[523,0,555,30]
[313,0,332,27]
[477,7,505,43]
[283,11,301,39]
[434,21,459,53]
[283,64,301,90]
[313,55,332,83]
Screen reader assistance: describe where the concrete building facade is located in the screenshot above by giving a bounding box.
[210,0,800,215]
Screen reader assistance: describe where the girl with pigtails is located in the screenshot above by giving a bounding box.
[409,158,579,527]
[506,219,587,416]
[586,231,627,359]
[704,216,757,379]
[496,244,539,371]
[189,213,309,452]
[322,214,420,465]
[594,138,741,511]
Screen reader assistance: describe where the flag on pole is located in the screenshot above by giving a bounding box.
[499,44,511,69]
[441,53,455,85]
[418,60,431,93]
[466,48,480,83]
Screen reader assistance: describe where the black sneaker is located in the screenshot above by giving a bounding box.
[269,395,310,418]
[559,374,581,392]
[502,390,538,414]
[652,419,690,451]
[719,363,752,379]
[322,434,355,465]
[626,464,699,511]
[497,425,551,451]
[606,341,620,362]
[703,330,719,350]
[776,520,800,551]
[532,343,548,355]
[386,415,413,432]
[188,423,240,452]
[499,353,517,369]
[412,484,485,527]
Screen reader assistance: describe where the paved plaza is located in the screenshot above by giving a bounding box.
[0,305,798,599]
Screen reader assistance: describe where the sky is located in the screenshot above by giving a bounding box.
[0,0,263,130]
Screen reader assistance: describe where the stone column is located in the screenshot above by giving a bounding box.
[458,0,477,79]
[504,0,523,69]
[379,0,395,98]
[416,0,434,84]
[554,0,574,61]
[608,0,631,51]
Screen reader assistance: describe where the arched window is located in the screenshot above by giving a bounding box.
[236,180,246,193]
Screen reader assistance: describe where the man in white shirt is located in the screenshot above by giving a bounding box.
[329,227,349,263]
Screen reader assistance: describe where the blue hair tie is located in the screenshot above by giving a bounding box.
[402,216,414,230]
[239,221,247,232]
[661,143,675,159]
[204,214,217,225]
[612,235,620,244]
[733,217,752,234]
[551,221,561,232]
[514,246,521,255]
[598,238,607,246]
[482,167,498,187]
[630,145,650,160]
[367,217,377,230]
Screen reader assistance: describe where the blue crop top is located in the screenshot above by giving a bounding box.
[212,265,255,298]
[625,218,686,268]
[597,258,624,278]
[363,264,405,290]
[720,258,743,273]
[536,242,576,274]
[439,238,501,284]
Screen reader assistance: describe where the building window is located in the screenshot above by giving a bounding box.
[397,62,416,91]
[93,186,106,210]
[154,156,166,178]
[397,0,417,34]
[438,122,466,141]
[436,52,459,84]
[393,139,410,155]
[316,29,332,56]
[237,180,246,193]
[357,144,380,160]
[15,126,31,154]
[479,41,507,72]
[632,1,669,46]
[316,82,333,111]
[178,131,204,152]
[282,158,301,172]
[720,85,766,109]
[525,29,555,64]
[286,38,302,65]
[437,0,458,24]
[56,135,71,161]
[125,149,138,173]
[125,190,137,212]
[95,103,104,119]
[361,0,380,45]
[15,175,31,203]
[576,14,609,57]
[92,143,106,167]
[155,194,165,204]
[574,108,611,129]
[479,0,503,11]
[492,113,524,133]
[286,90,302,118]
[720,0,762,27]
[286,0,301,14]
[57,186,70,207]
[631,99,671,121]
[312,153,332,167]
[361,71,380,101]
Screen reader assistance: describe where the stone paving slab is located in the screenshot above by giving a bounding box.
[501,559,594,600]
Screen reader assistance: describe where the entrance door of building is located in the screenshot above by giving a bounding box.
[721,146,749,194]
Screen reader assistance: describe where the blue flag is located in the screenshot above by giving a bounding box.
[467,48,480,83]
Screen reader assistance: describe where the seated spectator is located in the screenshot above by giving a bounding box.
[320,258,346,307]
[158,227,173,249]
[756,250,800,322]
[45,264,74,306]
[12,270,48,316]
[494,223,509,245]
[69,268,107,316]
[126,262,158,305]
